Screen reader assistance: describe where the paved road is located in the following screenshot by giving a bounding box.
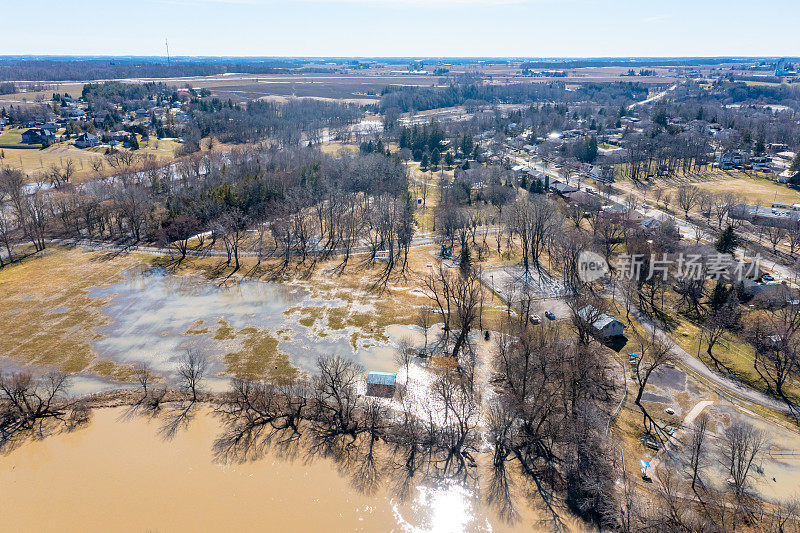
[629,84,678,108]
[625,296,793,416]
[514,154,798,284]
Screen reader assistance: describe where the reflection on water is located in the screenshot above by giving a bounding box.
[86,267,411,383]
[394,482,492,533]
[89,267,308,373]
[0,408,534,533]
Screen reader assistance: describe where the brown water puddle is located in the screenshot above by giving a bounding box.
[0,408,545,533]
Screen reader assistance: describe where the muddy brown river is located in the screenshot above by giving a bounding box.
[0,408,548,532]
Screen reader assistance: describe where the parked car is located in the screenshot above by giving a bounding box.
[529,314,541,325]
[762,273,775,282]
[544,311,556,320]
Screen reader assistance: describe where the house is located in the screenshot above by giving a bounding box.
[108,131,130,143]
[638,216,662,231]
[778,169,800,184]
[750,156,771,172]
[365,372,396,398]
[586,165,614,183]
[577,306,626,339]
[524,169,548,184]
[75,132,100,148]
[550,180,578,196]
[21,128,55,144]
[717,150,744,170]
[768,143,789,153]
[42,122,59,133]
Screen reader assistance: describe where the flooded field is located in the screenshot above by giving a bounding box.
[0,249,423,390]
[701,405,800,503]
[88,266,416,383]
[0,408,545,533]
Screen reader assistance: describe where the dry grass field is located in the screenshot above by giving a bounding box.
[0,135,181,184]
[614,169,800,210]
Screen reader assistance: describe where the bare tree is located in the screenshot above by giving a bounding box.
[720,420,769,498]
[676,185,699,219]
[0,371,79,451]
[178,350,209,402]
[632,328,673,437]
[688,413,710,499]
[417,306,434,355]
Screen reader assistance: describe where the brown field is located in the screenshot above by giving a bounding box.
[614,169,800,210]
[0,82,84,104]
[0,137,180,184]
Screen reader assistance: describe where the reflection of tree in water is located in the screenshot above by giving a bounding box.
[212,354,482,504]
[0,372,91,454]
[97,327,622,531]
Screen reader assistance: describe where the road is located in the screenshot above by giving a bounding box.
[628,84,678,108]
[477,254,794,416]
[626,298,793,416]
[515,153,798,283]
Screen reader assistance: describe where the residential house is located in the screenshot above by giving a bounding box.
[717,150,744,170]
[75,132,100,148]
[750,156,772,172]
[778,169,800,184]
[365,372,396,398]
[21,128,55,144]
[577,306,626,339]
[638,216,662,231]
[550,180,578,196]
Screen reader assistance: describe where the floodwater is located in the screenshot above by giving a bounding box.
[703,405,800,503]
[86,267,414,388]
[0,408,542,533]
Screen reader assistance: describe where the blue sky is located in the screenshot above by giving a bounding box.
[3,0,798,57]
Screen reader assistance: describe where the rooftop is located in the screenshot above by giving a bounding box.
[366,371,396,386]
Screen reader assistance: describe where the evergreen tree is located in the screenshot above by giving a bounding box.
[459,243,472,276]
[709,280,729,312]
[790,152,800,173]
[430,148,441,168]
[444,150,454,168]
[715,225,739,254]
[460,133,473,157]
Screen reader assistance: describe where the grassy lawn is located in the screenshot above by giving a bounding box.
[0,143,106,183]
[0,127,26,147]
[667,308,800,403]
[0,247,139,375]
[1,83,84,103]
[691,172,800,206]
